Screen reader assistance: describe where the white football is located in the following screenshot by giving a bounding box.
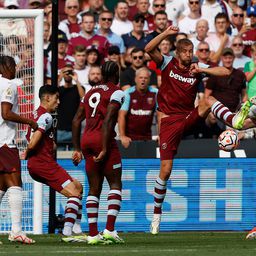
[218,129,239,152]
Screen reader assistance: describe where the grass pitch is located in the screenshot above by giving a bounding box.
[0,232,256,256]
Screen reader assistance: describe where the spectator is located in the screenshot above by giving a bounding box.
[123,46,136,68]
[107,45,122,69]
[86,47,101,66]
[118,67,159,148]
[150,0,166,14]
[121,13,152,49]
[178,0,202,35]
[196,41,217,66]
[120,48,158,90]
[72,45,91,93]
[28,0,43,9]
[230,35,251,70]
[57,63,85,148]
[111,1,133,36]
[85,0,105,23]
[244,42,256,101]
[46,31,74,84]
[149,10,169,38]
[201,0,233,33]
[97,10,125,68]
[205,12,232,63]
[58,0,81,40]
[205,47,247,132]
[126,0,138,21]
[87,65,102,87]
[165,0,185,26]
[189,19,210,53]
[67,12,109,59]
[4,0,19,9]
[44,0,52,16]
[230,6,249,36]
[241,5,256,57]
[136,0,154,32]
[43,21,51,57]
[226,0,239,10]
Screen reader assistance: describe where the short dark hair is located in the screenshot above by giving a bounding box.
[39,85,59,99]
[154,10,167,19]
[131,47,144,55]
[81,11,95,22]
[0,55,16,79]
[215,12,229,23]
[176,38,193,53]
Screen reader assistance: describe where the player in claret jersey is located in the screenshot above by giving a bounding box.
[72,61,125,245]
[145,26,252,235]
[25,85,86,243]
[0,56,37,244]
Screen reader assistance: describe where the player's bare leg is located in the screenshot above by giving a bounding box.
[151,159,173,235]
[103,168,124,244]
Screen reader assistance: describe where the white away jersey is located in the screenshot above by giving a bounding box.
[0,76,19,147]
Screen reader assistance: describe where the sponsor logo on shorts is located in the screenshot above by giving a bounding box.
[161,143,167,150]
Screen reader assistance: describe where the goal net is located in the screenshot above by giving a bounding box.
[0,10,44,234]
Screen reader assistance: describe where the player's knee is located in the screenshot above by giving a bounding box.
[88,187,102,197]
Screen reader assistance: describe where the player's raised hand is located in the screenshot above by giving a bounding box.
[72,150,82,166]
[165,25,179,35]
[93,150,106,162]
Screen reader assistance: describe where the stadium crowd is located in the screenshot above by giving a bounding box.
[0,0,256,145]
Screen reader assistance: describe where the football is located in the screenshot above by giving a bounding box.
[218,129,239,152]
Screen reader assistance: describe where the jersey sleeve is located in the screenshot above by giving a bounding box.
[37,113,53,133]
[120,89,131,111]
[1,82,16,105]
[160,55,173,71]
[110,89,125,107]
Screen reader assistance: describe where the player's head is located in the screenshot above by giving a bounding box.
[0,55,16,80]
[39,85,59,112]
[101,61,119,85]
[176,38,193,67]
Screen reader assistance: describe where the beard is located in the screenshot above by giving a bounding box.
[89,79,100,86]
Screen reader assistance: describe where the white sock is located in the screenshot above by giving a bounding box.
[8,186,22,233]
[0,190,5,204]
[72,222,82,234]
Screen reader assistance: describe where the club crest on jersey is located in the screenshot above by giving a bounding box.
[147,97,154,104]
[161,143,167,150]
[169,70,196,85]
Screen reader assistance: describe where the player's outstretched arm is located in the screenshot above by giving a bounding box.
[145,26,179,66]
[72,105,85,165]
[94,103,119,162]
[195,65,231,77]
[1,102,38,130]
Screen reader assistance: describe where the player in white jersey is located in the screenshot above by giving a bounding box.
[0,56,38,244]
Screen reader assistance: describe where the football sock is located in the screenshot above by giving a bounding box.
[72,200,82,234]
[63,196,80,236]
[154,177,167,214]
[0,190,5,204]
[211,101,235,127]
[106,189,122,231]
[8,186,22,233]
[86,195,99,236]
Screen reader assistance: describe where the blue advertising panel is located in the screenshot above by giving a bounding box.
[41,158,256,233]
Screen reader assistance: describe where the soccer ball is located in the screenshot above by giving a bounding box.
[218,129,239,152]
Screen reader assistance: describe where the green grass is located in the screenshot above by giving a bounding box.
[0,232,256,256]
